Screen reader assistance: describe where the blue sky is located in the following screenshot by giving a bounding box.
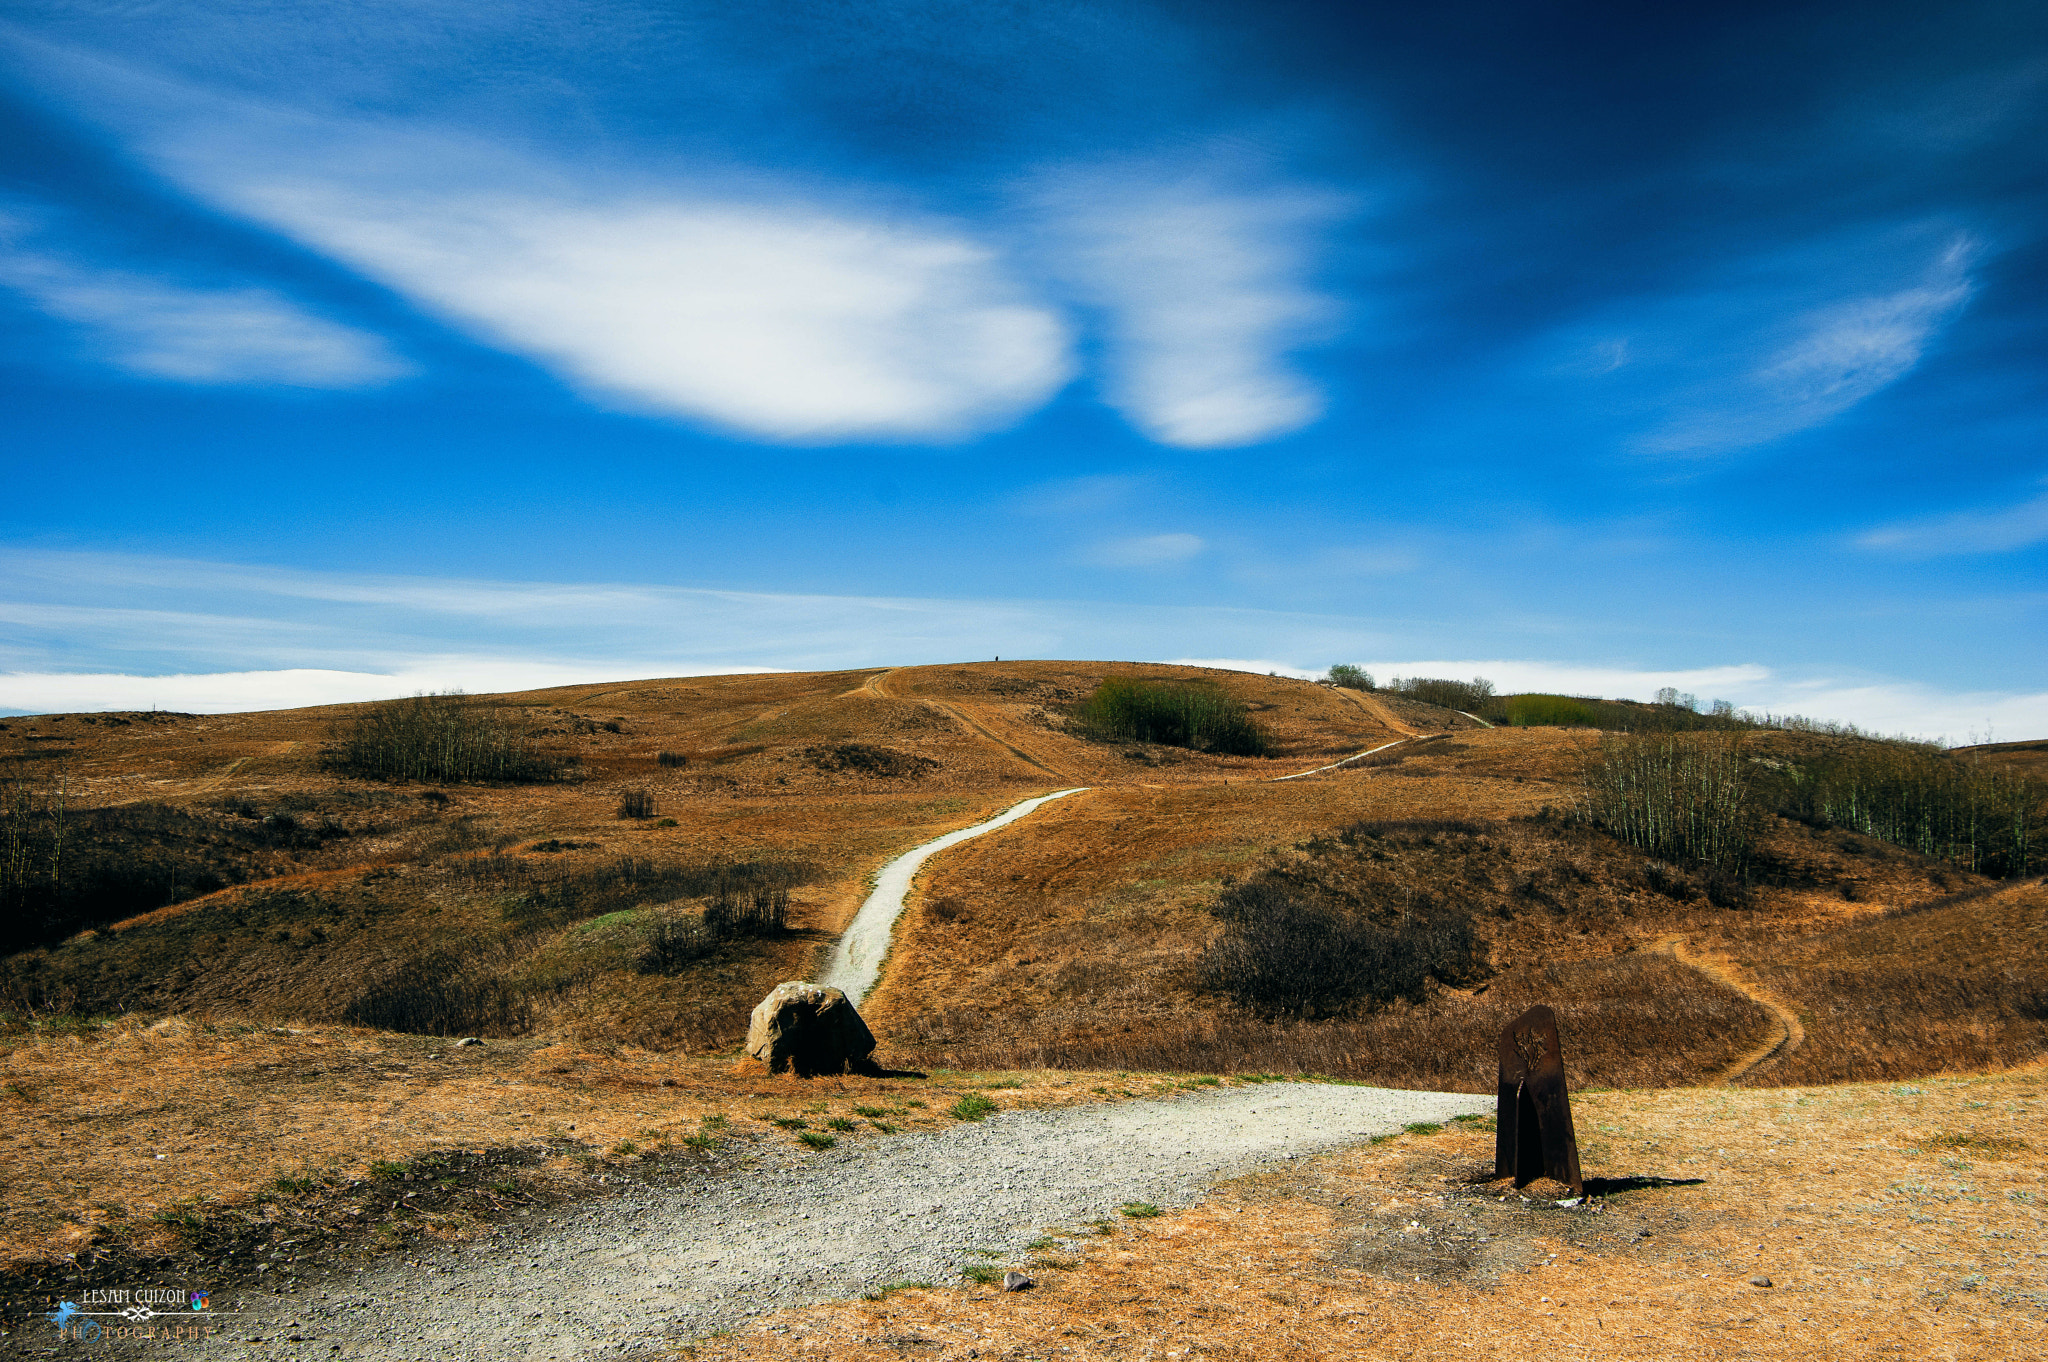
[2,1,2044,739]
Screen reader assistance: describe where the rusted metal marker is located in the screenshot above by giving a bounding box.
[1495,1004,1584,1194]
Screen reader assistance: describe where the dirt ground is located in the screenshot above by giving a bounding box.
[685,1067,2048,1362]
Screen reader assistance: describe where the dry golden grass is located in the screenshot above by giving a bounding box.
[3,660,2043,1316]
[685,1067,2048,1362]
[1740,880,2048,1087]
[0,1015,1127,1271]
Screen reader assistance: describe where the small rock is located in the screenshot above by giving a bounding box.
[1001,1271,1033,1293]
[1749,1275,1773,1288]
[455,1037,482,1048]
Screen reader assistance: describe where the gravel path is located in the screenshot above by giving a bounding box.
[819,787,1088,1003]
[188,1084,1485,1360]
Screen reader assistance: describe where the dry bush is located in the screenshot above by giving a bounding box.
[797,743,938,778]
[325,692,567,784]
[1196,879,1481,1017]
[892,952,1773,1091]
[615,788,656,819]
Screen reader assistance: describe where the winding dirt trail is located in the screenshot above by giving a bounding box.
[820,786,1090,1004]
[1653,934,1805,1083]
[1331,685,1417,736]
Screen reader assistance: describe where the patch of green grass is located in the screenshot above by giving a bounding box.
[272,1174,317,1195]
[1450,1112,1487,1125]
[487,1179,519,1194]
[1369,1133,1395,1145]
[700,1114,728,1130]
[907,1100,928,1109]
[1403,1122,1443,1137]
[825,1117,858,1132]
[681,1132,715,1150]
[771,1117,809,1130]
[797,1131,837,1150]
[1084,1218,1114,1235]
[983,1079,1024,1090]
[1180,1076,1221,1088]
[572,1153,599,1172]
[869,1120,900,1134]
[853,1105,892,1117]
[612,1140,638,1155]
[962,1264,1005,1285]
[949,1093,998,1122]
[368,1160,408,1181]
[1119,1201,1161,1219]
[151,1207,204,1235]
[861,1280,931,1301]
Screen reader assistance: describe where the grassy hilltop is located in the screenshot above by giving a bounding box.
[1,660,2043,1354]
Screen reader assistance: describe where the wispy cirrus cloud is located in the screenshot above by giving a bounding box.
[1857,480,2048,556]
[1085,532,1208,567]
[0,213,409,387]
[1027,162,1346,448]
[1639,236,1977,455]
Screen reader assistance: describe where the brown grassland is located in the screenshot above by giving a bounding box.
[1,660,2043,1356]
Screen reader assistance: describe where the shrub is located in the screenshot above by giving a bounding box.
[1386,676,1497,714]
[1198,880,1482,1018]
[1327,664,1374,690]
[656,751,689,768]
[797,1130,837,1149]
[340,949,533,1037]
[1069,677,1271,756]
[616,788,656,819]
[798,743,938,778]
[635,918,714,974]
[326,692,566,784]
[704,884,788,938]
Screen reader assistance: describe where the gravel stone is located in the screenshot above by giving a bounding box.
[179,1084,1484,1360]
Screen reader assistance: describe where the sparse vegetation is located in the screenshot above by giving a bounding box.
[616,788,656,819]
[1119,1201,1161,1218]
[656,751,689,768]
[1069,677,1271,756]
[948,1093,998,1121]
[325,692,568,784]
[797,1130,837,1149]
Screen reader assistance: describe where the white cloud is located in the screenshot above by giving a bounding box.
[0,223,408,387]
[217,180,1074,442]
[1188,656,2047,745]
[1029,165,1344,448]
[0,663,777,716]
[1857,482,2048,556]
[5,549,2041,742]
[1640,236,1977,455]
[1087,533,1207,567]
